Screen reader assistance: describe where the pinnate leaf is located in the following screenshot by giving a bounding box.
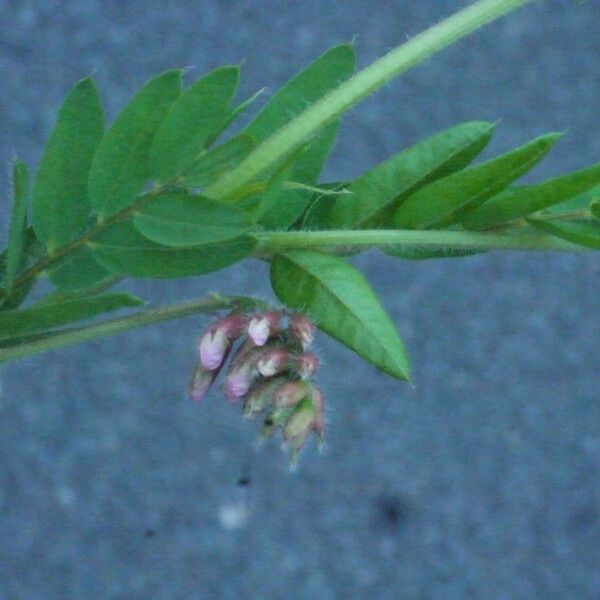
[5,161,30,292]
[49,248,114,291]
[32,77,103,249]
[462,161,600,228]
[526,218,600,249]
[0,293,142,342]
[149,67,239,183]
[180,134,255,188]
[91,222,255,278]
[133,191,251,247]
[88,70,182,219]
[270,250,410,380]
[393,133,562,230]
[244,44,355,142]
[329,121,496,229]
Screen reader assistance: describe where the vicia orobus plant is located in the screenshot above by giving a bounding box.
[1,0,598,462]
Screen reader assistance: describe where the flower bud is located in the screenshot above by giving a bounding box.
[243,376,286,418]
[283,397,316,442]
[257,348,289,377]
[288,313,315,349]
[272,380,311,407]
[198,313,246,370]
[293,352,319,379]
[311,386,325,441]
[189,362,216,402]
[225,366,254,401]
[247,311,281,346]
[261,406,295,437]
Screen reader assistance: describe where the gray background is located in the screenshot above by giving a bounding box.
[1,0,599,598]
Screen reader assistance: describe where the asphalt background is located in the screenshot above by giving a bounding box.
[0,1,599,598]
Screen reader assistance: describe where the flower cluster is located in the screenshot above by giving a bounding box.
[189,310,324,463]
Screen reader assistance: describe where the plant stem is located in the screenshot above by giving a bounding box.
[0,294,268,363]
[205,0,536,201]
[253,229,588,253]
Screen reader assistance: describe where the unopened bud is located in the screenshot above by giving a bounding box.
[257,348,289,377]
[283,397,316,442]
[272,380,311,407]
[189,362,216,402]
[198,313,246,370]
[289,314,315,349]
[247,311,281,346]
[243,376,286,418]
[261,406,295,437]
[311,386,325,441]
[294,352,319,379]
[225,366,254,401]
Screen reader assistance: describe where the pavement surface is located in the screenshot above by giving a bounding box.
[0,1,599,598]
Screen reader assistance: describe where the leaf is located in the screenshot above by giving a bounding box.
[88,70,182,219]
[91,222,255,278]
[329,121,496,229]
[591,201,600,220]
[526,218,600,249]
[133,191,252,247]
[179,134,255,188]
[149,67,239,183]
[462,161,600,229]
[32,77,103,250]
[0,228,47,311]
[244,44,355,142]
[203,88,265,149]
[393,133,562,229]
[270,250,410,380]
[5,161,30,292]
[0,293,143,342]
[385,247,483,260]
[48,248,115,291]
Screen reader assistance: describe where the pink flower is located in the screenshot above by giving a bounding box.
[247,311,281,346]
[288,314,315,349]
[198,313,246,370]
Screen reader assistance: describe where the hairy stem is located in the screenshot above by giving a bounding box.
[0,294,268,363]
[253,229,588,253]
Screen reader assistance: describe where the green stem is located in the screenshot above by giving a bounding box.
[205,0,535,201]
[253,229,588,253]
[0,294,269,364]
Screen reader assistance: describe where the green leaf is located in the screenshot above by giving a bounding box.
[48,248,114,291]
[329,121,496,229]
[149,67,239,183]
[270,250,410,380]
[526,218,600,249]
[88,70,182,219]
[385,247,483,260]
[0,228,47,311]
[91,222,255,278]
[32,78,103,250]
[179,134,255,188]
[132,191,251,247]
[285,121,341,185]
[0,292,143,342]
[5,161,30,292]
[393,132,562,229]
[462,161,600,228]
[591,200,600,220]
[244,44,355,142]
